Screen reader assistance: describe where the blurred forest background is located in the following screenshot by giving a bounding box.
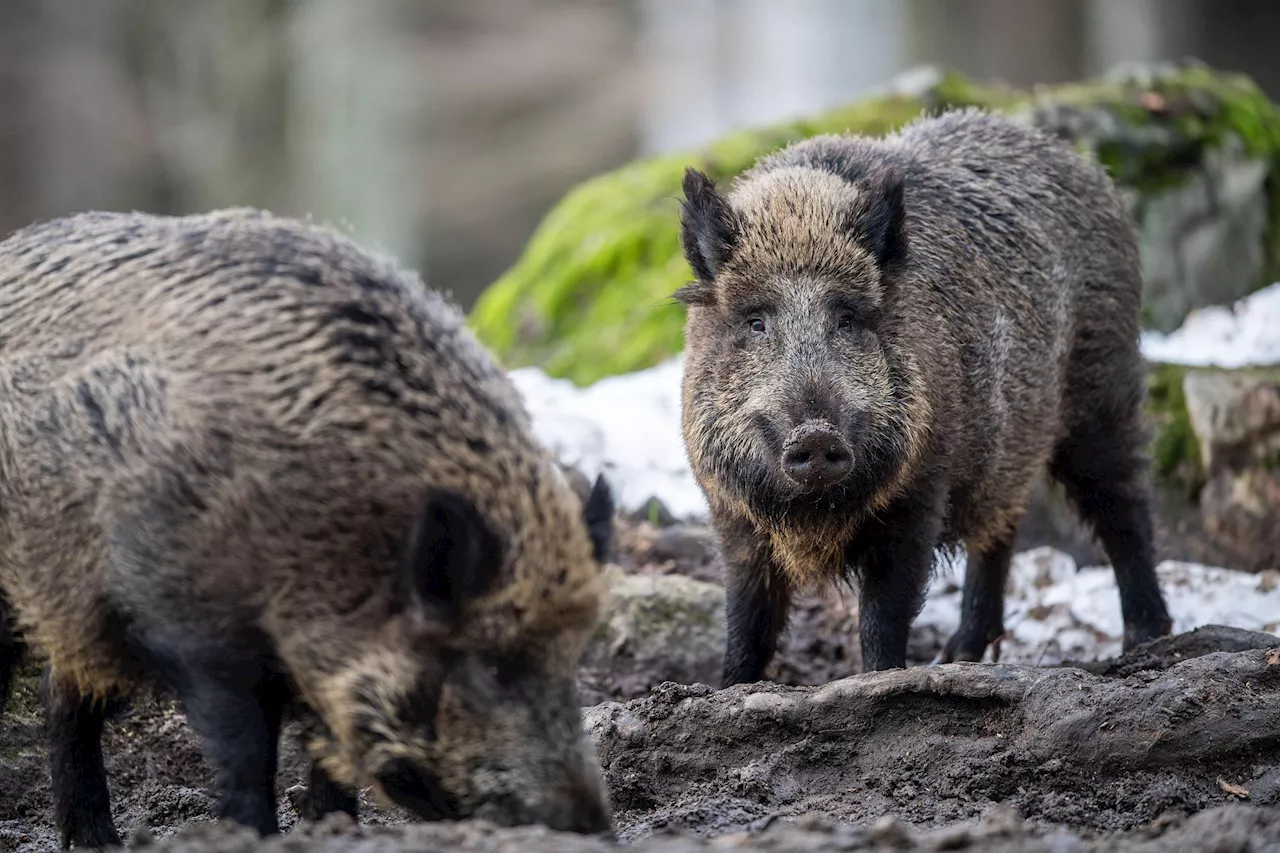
[1,0,1277,311]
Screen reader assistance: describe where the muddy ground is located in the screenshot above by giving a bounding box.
[4,516,1280,852]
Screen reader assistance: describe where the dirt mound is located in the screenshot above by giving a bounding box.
[592,644,1280,840]
[107,804,1280,852]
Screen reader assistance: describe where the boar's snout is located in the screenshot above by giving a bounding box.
[782,420,853,490]
[471,765,615,838]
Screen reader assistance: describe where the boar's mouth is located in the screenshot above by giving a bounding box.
[375,757,460,821]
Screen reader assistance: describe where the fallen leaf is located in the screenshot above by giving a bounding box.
[1218,777,1250,799]
[1140,91,1168,112]
[1266,648,1280,666]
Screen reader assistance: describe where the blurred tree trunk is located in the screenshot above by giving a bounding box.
[133,0,298,214]
[907,0,1086,87]
[288,0,424,275]
[0,1,40,236]
[0,0,425,272]
[0,0,172,235]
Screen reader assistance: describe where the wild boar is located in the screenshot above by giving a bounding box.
[675,108,1173,685]
[0,208,616,846]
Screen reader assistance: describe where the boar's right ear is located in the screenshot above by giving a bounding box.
[850,165,908,271]
[581,474,615,564]
[676,167,738,305]
[401,491,503,617]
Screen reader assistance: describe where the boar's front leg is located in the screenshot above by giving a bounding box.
[1,593,18,713]
[937,534,1015,664]
[288,708,360,823]
[717,510,792,688]
[853,497,940,672]
[43,669,122,850]
[157,644,288,837]
[298,761,360,823]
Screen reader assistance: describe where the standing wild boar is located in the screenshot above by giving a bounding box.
[676,108,1174,686]
[0,209,616,847]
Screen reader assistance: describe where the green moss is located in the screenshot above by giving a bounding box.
[472,65,1280,387]
[1145,362,1203,494]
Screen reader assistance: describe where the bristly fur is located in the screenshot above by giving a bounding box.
[0,208,616,844]
[677,107,1173,685]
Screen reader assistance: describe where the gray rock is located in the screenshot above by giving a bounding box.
[623,496,680,528]
[997,59,1279,333]
[580,566,725,699]
[1182,370,1280,571]
[1200,468,1280,572]
[1136,136,1271,332]
[1183,370,1280,475]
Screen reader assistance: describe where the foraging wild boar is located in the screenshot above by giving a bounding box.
[676,108,1174,686]
[0,209,616,847]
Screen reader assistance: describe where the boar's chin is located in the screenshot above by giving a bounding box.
[720,451,844,520]
[718,441,897,530]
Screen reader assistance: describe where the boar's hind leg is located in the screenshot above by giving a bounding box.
[719,513,792,688]
[42,670,122,850]
[1050,412,1173,652]
[936,535,1014,664]
[162,649,289,837]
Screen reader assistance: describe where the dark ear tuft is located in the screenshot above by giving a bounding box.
[581,474,615,564]
[679,167,738,294]
[402,491,503,613]
[671,281,716,307]
[852,166,908,270]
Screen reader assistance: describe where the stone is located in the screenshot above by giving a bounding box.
[615,520,721,584]
[1181,370,1280,571]
[1183,370,1280,475]
[1200,468,1280,572]
[623,496,680,528]
[579,565,726,702]
[1135,136,1271,332]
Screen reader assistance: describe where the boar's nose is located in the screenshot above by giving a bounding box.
[782,421,853,488]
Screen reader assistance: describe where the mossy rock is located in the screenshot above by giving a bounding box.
[1145,360,1280,494]
[472,62,1280,387]
[1146,361,1204,494]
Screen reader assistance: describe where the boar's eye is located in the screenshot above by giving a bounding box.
[747,317,766,335]
[837,312,856,332]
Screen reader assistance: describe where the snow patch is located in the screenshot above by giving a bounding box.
[919,547,1280,664]
[510,359,709,520]
[1139,281,1280,368]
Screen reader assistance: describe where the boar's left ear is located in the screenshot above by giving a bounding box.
[581,474,615,564]
[676,167,738,306]
[850,165,908,271]
[401,491,503,616]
